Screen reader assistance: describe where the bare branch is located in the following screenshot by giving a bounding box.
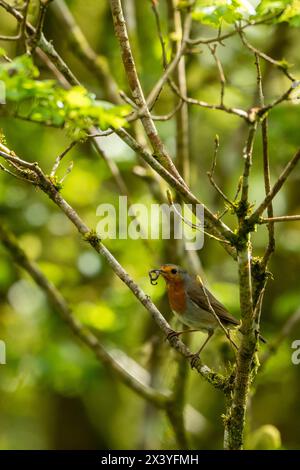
[249,148,300,223]
[207,135,235,208]
[240,123,257,206]
[50,0,121,104]
[260,215,300,223]
[109,0,186,184]
[50,141,77,177]
[238,29,296,82]
[209,44,226,106]
[255,54,275,269]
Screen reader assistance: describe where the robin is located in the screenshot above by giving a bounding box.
[149,264,265,359]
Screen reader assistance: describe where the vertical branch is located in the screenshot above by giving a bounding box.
[167,0,190,184]
[166,355,189,449]
[50,0,121,104]
[240,123,257,208]
[255,54,275,270]
[109,0,185,183]
[225,103,258,450]
[225,241,256,449]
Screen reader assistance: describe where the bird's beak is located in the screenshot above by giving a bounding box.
[149,269,162,285]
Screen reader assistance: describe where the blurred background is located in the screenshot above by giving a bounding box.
[0,0,300,450]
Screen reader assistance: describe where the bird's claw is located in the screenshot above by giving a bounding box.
[188,353,200,369]
[166,329,180,341]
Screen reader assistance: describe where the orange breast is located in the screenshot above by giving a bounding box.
[167,280,187,314]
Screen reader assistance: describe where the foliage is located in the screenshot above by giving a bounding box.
[0,55,129,140]
[192,0,300,27]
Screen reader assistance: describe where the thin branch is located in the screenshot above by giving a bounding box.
[151,0,168,69]
[166,189,231,245]
[238,29,296,82]
[249,148,300,223]
[50,141,77,177]
[167,0,190,183]
[209,44,226,106]
[29,0,53,53]
[260,215,300,223]
[169,79,250,121]
[0,162,29,182]
[20,0,30,43]
[240,123,257,206]
[50,0,121,104]
[109,0,186,184]
[188,13,281,46]
[196,275,238,352]
[207,135,235,209]
[151,100,183,121]
[255,54,275,269]
[145,13,192,111]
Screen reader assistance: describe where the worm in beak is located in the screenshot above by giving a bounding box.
[149,269,161,285]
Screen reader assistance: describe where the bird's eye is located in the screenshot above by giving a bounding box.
[171,268,177,274]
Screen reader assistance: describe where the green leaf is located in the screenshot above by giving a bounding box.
[279,0,300,25]
[0,54,130,140]
[192,0,255,27]
[256,0,291,16]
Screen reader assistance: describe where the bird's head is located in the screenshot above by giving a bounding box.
[149,264,188,285]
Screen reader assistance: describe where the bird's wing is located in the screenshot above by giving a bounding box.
[186,278,239,326]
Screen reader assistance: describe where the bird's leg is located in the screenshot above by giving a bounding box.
[166,329,199,341]
[189,330,214,369]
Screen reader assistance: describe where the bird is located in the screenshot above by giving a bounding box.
[149,264,265,361]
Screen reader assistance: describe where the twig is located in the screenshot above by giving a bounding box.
[166,0,190,183]
[109,0,186,184]
[145,13,192,111]
[29,0,55,53]
[50,141,77,177]
[50,0,121,104]
[196,275,238,352]
[209,44,226,106]
[255,54,275,269]
[169,79,250,121]
[207,135,235,208]
[188,14,281,46]
[166,189,231,245]
[260,215,300,223]
[240,123,257,206]
[238,29,296,82]
[151,100,183,121]
[249,148,300,223]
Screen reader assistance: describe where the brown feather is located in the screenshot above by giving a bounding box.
[186,277,239,327]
